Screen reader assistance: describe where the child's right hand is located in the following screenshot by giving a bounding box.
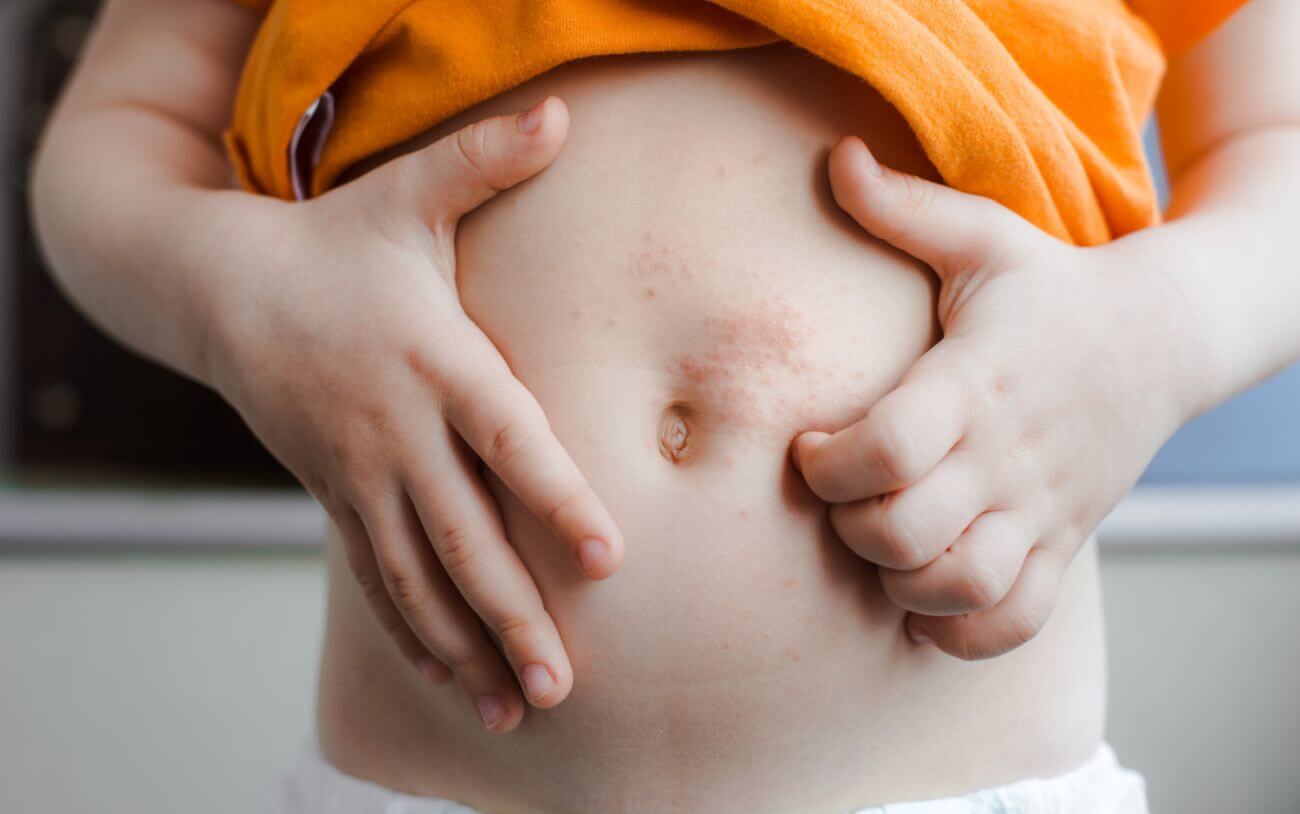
[201,97,623,733]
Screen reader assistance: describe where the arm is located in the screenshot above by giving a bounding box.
[1123,0,1300,418]
[790,0,1299,659]
[30,0,626,730]
[30,0,260,385]
[31,0,261,382]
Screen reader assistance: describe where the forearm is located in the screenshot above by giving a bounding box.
[1114,125,1300,420]
[1107,0,1300,422]
[28,0,260,386]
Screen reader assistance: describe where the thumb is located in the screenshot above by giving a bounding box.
[359,95,569,228]
[828,136,1024,278]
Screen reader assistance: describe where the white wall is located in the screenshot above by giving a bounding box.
[0,551,325,814]
[1,544,1297,814]
[1103,548,1300,814]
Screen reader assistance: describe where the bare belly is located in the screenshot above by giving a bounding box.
[318,44,1107,814]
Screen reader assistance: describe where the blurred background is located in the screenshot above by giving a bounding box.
[0,1,1297,812]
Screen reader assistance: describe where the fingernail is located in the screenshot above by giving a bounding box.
[475,694,506,729]
[518,98,547,135]
[576,538,608,576]
[521,662,555,704]
[910,626,934,645]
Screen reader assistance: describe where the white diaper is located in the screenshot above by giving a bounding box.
[264,739,1148,814]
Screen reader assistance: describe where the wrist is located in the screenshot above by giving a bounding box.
[170,188,280,399]
[1098,235,1216,427]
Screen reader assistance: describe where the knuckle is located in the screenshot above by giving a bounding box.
[431,524,480,581]
[351,563,389,603]
[878,506,928,570]
[871,420,924,486]
[543,488,587,538]
[828,504,862,554]
[950,563,1004,611]
[454,122,500,190]
[951,636,995,662]
[489,612,535,651]
[402,320,468,383]
[327,434,364,477]
[419,659,454,684]
[384,568,432,615]
[403,341,443,388]
[486,414,538,471]
[373,606,411,640]
[358,400,396,439]
[901,175,938,220]
[1003,608,1047,650]
[440,645,482,674]
[330,431,390,488]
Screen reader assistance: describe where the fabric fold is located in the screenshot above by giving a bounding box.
[224,0,1247,245]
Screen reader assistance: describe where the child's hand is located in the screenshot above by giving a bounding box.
[204,97,623,732]
[792,136,1196,660]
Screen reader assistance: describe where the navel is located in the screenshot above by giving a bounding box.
[658,404,694,464]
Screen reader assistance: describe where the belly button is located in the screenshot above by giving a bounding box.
[658,405,694,464]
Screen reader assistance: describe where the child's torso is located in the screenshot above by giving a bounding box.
[317,44,1107,813]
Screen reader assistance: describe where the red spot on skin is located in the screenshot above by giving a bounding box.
[781,577,795,589]
[666,300,827,430]
[738,509,749,519]
[785,647,802,662]
[605,317,616,327]
[677,357,711,385]
[716,163,730,180]
[628,232,700,283]
[702,301,808,368]
[644,287,659,299]
[570,306,583,320]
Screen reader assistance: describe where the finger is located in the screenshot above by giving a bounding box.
[429,324,625,580]
[907,543,1066,660]
[879,510,1035,615]
[827,452,987,570]
[828,135,1030,276]
[357,95,569,227]
[793,340,972,502]
[358,489,529,734]
[402,427,574,710]
[330,504,453,685]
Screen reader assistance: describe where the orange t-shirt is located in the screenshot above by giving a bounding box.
[223,0,1246,245]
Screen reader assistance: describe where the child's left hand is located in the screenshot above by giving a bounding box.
[792,136,1200,660]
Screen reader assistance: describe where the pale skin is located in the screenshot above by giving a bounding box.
[30,0,1300,734]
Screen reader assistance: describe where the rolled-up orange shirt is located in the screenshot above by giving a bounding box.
[223,0,1246,246]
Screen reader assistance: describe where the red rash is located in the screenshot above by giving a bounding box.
[668,299,825,431]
